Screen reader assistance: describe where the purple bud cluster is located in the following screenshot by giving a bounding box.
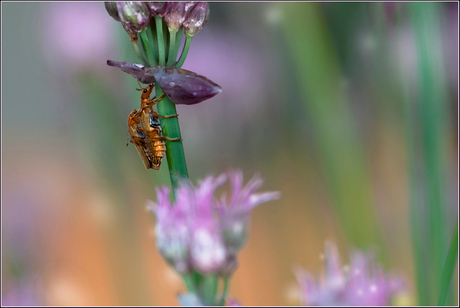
[296,243,405,306]
[105,2,210,38]
[146,170,280,275]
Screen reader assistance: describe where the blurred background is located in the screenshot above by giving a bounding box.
[2,2,458,306]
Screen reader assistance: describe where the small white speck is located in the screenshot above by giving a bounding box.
[169,82,175,87]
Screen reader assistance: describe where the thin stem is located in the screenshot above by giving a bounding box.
[139,30,154,66]
[149,19,159,64]
[437,222,459,306]
[200,275,219,305]
[155,84,189,191]
[175,28,183,59]
[163,21,170,64]
[219,276,231,306]
[155,15,166,66]
[181,273,197,294]
[167,29,178,67]
[175,35,193,68]
[131,40,148,66]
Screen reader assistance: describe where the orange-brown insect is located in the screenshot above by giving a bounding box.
[128,83,181,170]
[127,109,155,169]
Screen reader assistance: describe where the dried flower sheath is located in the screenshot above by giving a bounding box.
[107,60,222,105]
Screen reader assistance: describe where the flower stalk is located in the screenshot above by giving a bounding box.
[106,2,225,305]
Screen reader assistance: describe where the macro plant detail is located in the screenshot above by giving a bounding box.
[146,170,281,305]
[104,2,265,306]
[105,1,221,189]
[99,2,457,306]
[2,2,457,307]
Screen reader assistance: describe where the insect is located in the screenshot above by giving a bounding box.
[136,82,178,121]
[127,83,182,170]
[127,109,155,169]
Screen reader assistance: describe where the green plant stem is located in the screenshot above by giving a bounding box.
[155,15,166,66]
[131,40,148,66]
[219,276,231,305]
[175,28,183,58]
[139,30,154,66]
[155,85,189,190]
[149,19,159,63]
[438,222,459,306]
[280,3,383,249]
[167,29,178,66]
[181,273,197,294]
[200,275,219,305]
[175,35,192,68]
[411,3,450,304]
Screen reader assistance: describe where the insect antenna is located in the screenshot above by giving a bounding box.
[136,80,143,91]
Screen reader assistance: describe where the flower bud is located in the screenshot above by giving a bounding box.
[183,2,210,37]
[104,2,120,21]
[116,2,151,40]
[147,2,170,17]
[164,2,196,32]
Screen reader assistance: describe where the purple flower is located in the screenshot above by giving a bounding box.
[106,60,222,105]
[183,2,210,37]
[146,170,280,275]
[296,242,405,306]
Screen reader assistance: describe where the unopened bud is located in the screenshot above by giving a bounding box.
[104,2,120,21]
[147,2,171,17]
[183,2,210,37]
[164,2,196,32]
[116,2,151,41]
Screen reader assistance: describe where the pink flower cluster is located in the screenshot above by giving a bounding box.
[146,170,280,275]
[296,243,405,306]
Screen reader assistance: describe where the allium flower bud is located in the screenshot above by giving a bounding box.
[296,242,406,306]
[116,2,151,40]
[164,2,196,32]
[104,2,120,21]
[147,2,170,17]
[107,60,222,105]
[183,2,210,37]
